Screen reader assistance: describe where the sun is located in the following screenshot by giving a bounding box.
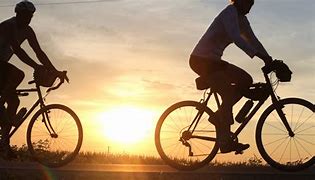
[97,106,155,144]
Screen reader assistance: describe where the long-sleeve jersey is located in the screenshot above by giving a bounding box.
[191,5,269,60]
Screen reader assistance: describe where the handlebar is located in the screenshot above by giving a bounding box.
[261,59,283,74]
[26,71,68,93]
[47,71,68,93]
[261,62,274,74]
[47,80,63,93]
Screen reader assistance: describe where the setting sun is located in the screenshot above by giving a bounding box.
[97,106,156,144]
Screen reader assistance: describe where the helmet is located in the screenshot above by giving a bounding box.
[34,66,58,87]
[15,0,36,14]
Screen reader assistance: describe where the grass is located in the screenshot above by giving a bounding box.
[5,143,266,167]
[73,151,165,165]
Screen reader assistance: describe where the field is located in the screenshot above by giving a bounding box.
[7,144,266,167]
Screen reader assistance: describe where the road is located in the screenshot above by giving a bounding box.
[0,162,314,180]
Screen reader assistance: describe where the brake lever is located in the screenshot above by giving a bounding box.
[46,81,62,93]
[46,70,69,93]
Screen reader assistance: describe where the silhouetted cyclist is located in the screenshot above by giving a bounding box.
[0,0,65,159]
[190,0,273,153]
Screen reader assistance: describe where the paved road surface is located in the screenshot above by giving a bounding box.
[0,162,314,180]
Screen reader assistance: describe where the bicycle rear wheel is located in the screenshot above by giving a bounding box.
[27,104,83,167]
[155,101,219,171]
[256,98,315,171]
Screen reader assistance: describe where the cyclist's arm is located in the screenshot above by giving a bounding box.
[6,25,39,69]
[239,17,272,64]
[26,26,57,71]
[222,7,257,58]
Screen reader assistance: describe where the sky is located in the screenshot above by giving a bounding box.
[0,0,314,162]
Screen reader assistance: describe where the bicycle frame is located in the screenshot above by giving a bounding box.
[8,82,57,138]
[188,70,294,141]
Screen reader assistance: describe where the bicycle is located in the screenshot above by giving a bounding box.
[155,60,314,172]
[0,72,83,168]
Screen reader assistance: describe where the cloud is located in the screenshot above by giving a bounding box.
[2,0,314,107]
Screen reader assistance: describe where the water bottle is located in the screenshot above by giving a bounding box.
[235,100,253,123]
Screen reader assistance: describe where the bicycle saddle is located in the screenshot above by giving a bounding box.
[195,76,212,90]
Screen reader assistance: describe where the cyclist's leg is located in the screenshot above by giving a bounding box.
[215,62,253,120]
[0,63,24,158]
[209,61,252,152]
[190,56,252,152]
[1,63,24,121]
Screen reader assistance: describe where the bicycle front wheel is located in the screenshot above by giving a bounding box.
[256,98,315,171]
[155,101,219,171]
[27,104,83,167]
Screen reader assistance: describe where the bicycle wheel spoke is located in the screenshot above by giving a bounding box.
[279,138,290,162]
[294,138,312,157]
[163,141,180,150]
[264,136,288,149]
[290,105,294,128]
[161,130,179,133]
[294,107,305,131]
[187,107,194,128]
[295,136,315,146]
[168,114,182,131]
[290,138,292,162]
[269,137,288,156]
[295,134,315,136]
[264,122,287,133]
[161,136,179,141]
[176,107,188,129]
[295,113,314,132]
[293,138,301,161]
[191,141,204,155]
[262,133,287,136]
[193,139,212,150]
[162,120,180,132]
[295,126,315,135]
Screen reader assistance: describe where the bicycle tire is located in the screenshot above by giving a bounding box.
[155,101,219,171]
[256,98,315,171]
[27,104,83,167]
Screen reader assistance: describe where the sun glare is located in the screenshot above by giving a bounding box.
[98,106,155,144]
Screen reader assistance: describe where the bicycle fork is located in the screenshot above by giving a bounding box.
[41,110,58,138]
[275,103,295,137]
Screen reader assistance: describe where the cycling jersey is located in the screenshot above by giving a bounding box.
[191,5,269,61]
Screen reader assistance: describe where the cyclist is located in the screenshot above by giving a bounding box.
[0,0,65,159]
[190,0,272,153]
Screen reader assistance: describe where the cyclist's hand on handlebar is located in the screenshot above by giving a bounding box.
[264,56,273,65]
